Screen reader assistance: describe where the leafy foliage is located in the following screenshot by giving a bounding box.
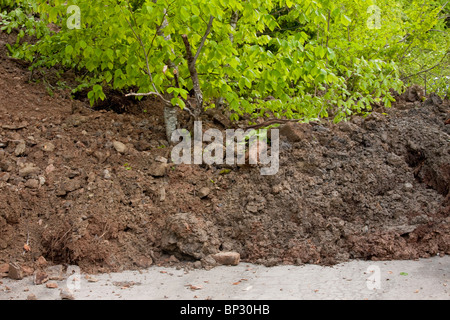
[0,0,448,124]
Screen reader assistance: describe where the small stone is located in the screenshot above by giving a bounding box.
[46,265,64,280]
[38,176,46,185]
[19,163,40,177]
[103,169,111,180]
[62,178,82,193]
[148,162,167,177]
[246,204,258,213]
[36,256,47,267]
[46,282,58,289]
[201,255,218,268]
[41,142,55,152]
[94,151,107,163]
[193,261,202,269]
[21,266,34,276]
[34,270,49,285]
[60,288,75,300]
[25,179,40,189]
[198,187,210,199]
[45,164,55,175]
[404,183,413,191]
[135,256,153,268]
[271,184,283,194]
[134,140,152,151]
[0,172,10,182]
[386,153,404,167]
[279,123,312,142]
[113,140,127,153]
[155,156,168,163]
[211,252,240,266]
[26,293,37,300]
[14,140,26,156]
[160,187,166,202]
[8,262,23,280]
[87,276,99,283]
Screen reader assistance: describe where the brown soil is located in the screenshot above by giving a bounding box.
[0,31,449,274]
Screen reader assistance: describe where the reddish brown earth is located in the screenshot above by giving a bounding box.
[0,31,449,274]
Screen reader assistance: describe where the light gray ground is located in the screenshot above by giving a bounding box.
[1,256,448,300]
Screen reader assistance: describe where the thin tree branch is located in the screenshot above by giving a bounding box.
[401,51,449,80]
[123,13,161,98]
[193,15,214,64]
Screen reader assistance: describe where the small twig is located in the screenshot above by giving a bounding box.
[401,51,449,80]
[122,5,162,100]
[125,91,171,105]
[193,15,215,64]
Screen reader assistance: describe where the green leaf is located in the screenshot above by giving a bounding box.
[65,45,73,55]
[340,14,351,27]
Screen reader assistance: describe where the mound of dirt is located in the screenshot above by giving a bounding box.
[0,32,449,274]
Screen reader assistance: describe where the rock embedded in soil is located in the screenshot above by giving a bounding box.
[62,178,82,193]
[161,212,220,259]
[41,142,55,152]
[279,122,312,142]
[0,172,10,182]
[14,140,26,156]
[211,252,240,266]
[25,178,39,189]
[155,156,168,163]
[246,204,259,213]
[113,140,127,154]
[18,163,39,177]
[198,187,210,199]
[135,257,153,268]
[148,162,167,177]
[103,169,112,180]
[201,255,218,269]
